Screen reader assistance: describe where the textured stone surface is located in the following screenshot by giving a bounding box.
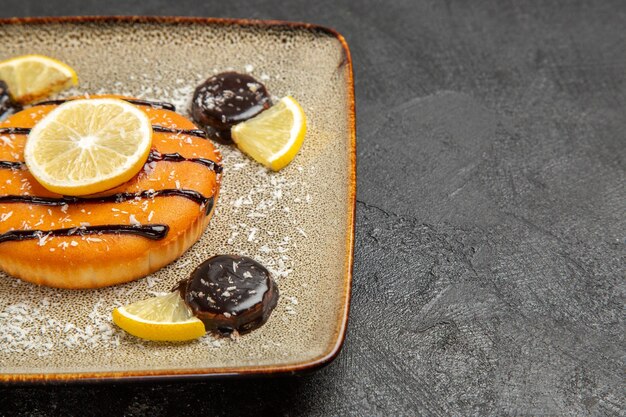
[1,0,625,416]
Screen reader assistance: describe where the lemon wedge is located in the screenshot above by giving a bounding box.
[112,292,206,342]
[0,54,78,103]
[232,96,306,171]
[24,98,152,196]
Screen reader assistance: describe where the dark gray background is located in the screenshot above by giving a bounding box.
[1,1,624,416]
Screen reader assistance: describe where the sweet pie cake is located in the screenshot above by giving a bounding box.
[0,96,222,289]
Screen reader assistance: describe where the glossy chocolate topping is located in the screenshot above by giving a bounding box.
[150,125,208,139]
[0,126,210,140]
[0,150,222,174]
[0,161,23,170]
[147,150,223,174]
[177,254,279,334]
[0,224,169,243]
[0,190,215,215]
[191,72,271,142]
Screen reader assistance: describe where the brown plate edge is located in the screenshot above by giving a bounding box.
[0,15,356,384]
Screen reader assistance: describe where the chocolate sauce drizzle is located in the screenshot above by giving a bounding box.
[0,224,169,243]
[0,126,210,140]
[0,150,222,174]
[151,125,208,140]
[0,161,23,170]
[0,190,214,215]
[148,150,222,174]
[32,98,176,111]
[0,97,220,244]
[0,127,31,135]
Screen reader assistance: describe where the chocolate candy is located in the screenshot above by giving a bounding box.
[177,254,279,334]
[191,72,270,143]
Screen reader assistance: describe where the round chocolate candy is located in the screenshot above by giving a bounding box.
[191,72,271,143]
[177,254,279,334]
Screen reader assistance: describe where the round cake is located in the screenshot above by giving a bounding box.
[0,95,222,289]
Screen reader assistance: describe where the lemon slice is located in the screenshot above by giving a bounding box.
[112,292,206,342]
[232,96,307,171]
[24,98,152,196]
[0,54,78,104]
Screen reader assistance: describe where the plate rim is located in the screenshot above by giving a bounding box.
[0,15,356,384]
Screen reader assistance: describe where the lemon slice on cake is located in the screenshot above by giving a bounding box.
[112,292,206,342]
[25,98,152,196]
[0,54,78,104]
[232,96,306,171]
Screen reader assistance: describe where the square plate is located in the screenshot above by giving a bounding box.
[0,16,355,383]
